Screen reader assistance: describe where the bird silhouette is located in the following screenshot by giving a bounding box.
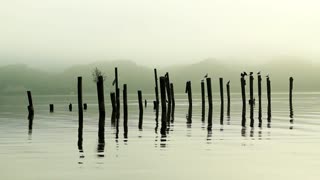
[257,71,261,75]
[204,73,208,78]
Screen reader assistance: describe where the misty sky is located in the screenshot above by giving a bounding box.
[1,0,320,68]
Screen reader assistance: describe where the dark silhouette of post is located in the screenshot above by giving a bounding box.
[170,83,175,122]
[226,81,230,117]
[201,80,205,122]
[123,84,128,138]
[28,112,34,135]
[145,99,147,108]
[206,78,213,130]
[219,78,224,125]
[165,73,172,123]
[110,92,116,113]
[159,77,167,136]
[96,76,105,144]
[249,72,254,128]
[154,69,159,110]
[83,103,87,110]
[289,77,294,111]
[27,91,34,115]
[185,81,192,123]
[49,104,54,113]
[257,72,262,127]
[267,75,271,125]
[115,67,120,119]
[138,90,143,129]
[77,77,84,149]
[69,103,72,112]
[241,73,247,127]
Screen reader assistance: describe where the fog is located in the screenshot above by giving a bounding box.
[1,0,320,68]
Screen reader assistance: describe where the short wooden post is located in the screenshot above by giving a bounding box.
[206,78,213,130]
[49,104,54,112]
[257,73,262,126]
[249,72,254,128]
[123,84,128,137]
[201,80,205,122]
[69,103,72,112]
[77,77,84,149]
[241,74,246,127]
[96,76,105,143]
[110,92,116,113]
[267,76,271,124]
[159,77,167,135]
[27,91,34,115]
[289,77,293,110]
[138,90,143,129]
[83,103,87,110]
[185,81,192,123]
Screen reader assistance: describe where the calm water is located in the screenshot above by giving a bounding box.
[1,92,320,180]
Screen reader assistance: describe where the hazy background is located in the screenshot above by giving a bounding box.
[1,0,320,69]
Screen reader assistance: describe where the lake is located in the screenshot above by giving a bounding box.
[1,92,320,180]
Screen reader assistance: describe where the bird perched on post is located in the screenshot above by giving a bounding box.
[257,71,261,75]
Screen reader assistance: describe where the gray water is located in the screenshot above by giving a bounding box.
[1,92,320,180]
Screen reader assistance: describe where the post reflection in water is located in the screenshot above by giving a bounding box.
[241,127,246,137]
[289,102,294,130]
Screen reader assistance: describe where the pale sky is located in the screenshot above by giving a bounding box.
[1,0,320,68]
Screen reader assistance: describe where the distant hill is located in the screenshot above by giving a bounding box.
[0,59,318,95]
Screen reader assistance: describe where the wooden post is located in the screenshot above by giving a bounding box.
[97,76,105,144]
[289,77,293,110]
[27,91,34,115]
[185,81,192,123]
[159,77,167,135]
[110,92,116,113]
[249,72,254,128]
[123,84,128,138]
[241,74,246,127]
[154,69,159,109]
[206,78,213,130]
[49,104,54,112]
[165,73,172,123]
[257,73,262,126]
[138,90,143,129]
[226,81,230,117]
[77,77,83,149]
[219,78,224,125]
[267,76,271,125]
[115,67,120,119]
[69,103,72,112]
[83,103,87,110]
[145,99,147,108]
[170,83,175,122]
[201,80,205,122]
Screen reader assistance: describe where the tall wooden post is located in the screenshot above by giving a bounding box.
[206,78,213,130]
[97,76,105,143]
[241,74,246,127]
[165,73,172,123]
[77,77,83,149]
[138,90,143,129]
[249,72,254,128]
[289,77,293,110]
[226,81,230,117]
[185,81,192,123]
[115,67,120,119]
[159,77,167,136]
[27,91,34,115]
[154,69,159,109]
[267,76,271,125]
[219,78,224,125]
[170,83,175,122]
[201,80,205,122]
[110,92,116,113]
[257,73,262,126]
[123,84,128,137]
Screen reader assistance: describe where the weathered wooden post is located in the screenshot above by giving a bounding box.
[226,81,230,117]
[201,80,205,122]
[185,81,192,123]
[77,77,84,149]
[170,83,175,122]
[241,73,247,127]
[154,69,159,110]
[115,67,120,119]
[123,84,128,137]
[159,77,167,135]
[267,75,271,125]
[27,91,34,115]
[257,72,262,126]
[96,76,105,144]
[138,90,143,129]
[219,78,224,125]
[69,103,72,112]
[206,78,213,130]
[49,104,54,113]
[249,72,254,128]
[165,73,172,123]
